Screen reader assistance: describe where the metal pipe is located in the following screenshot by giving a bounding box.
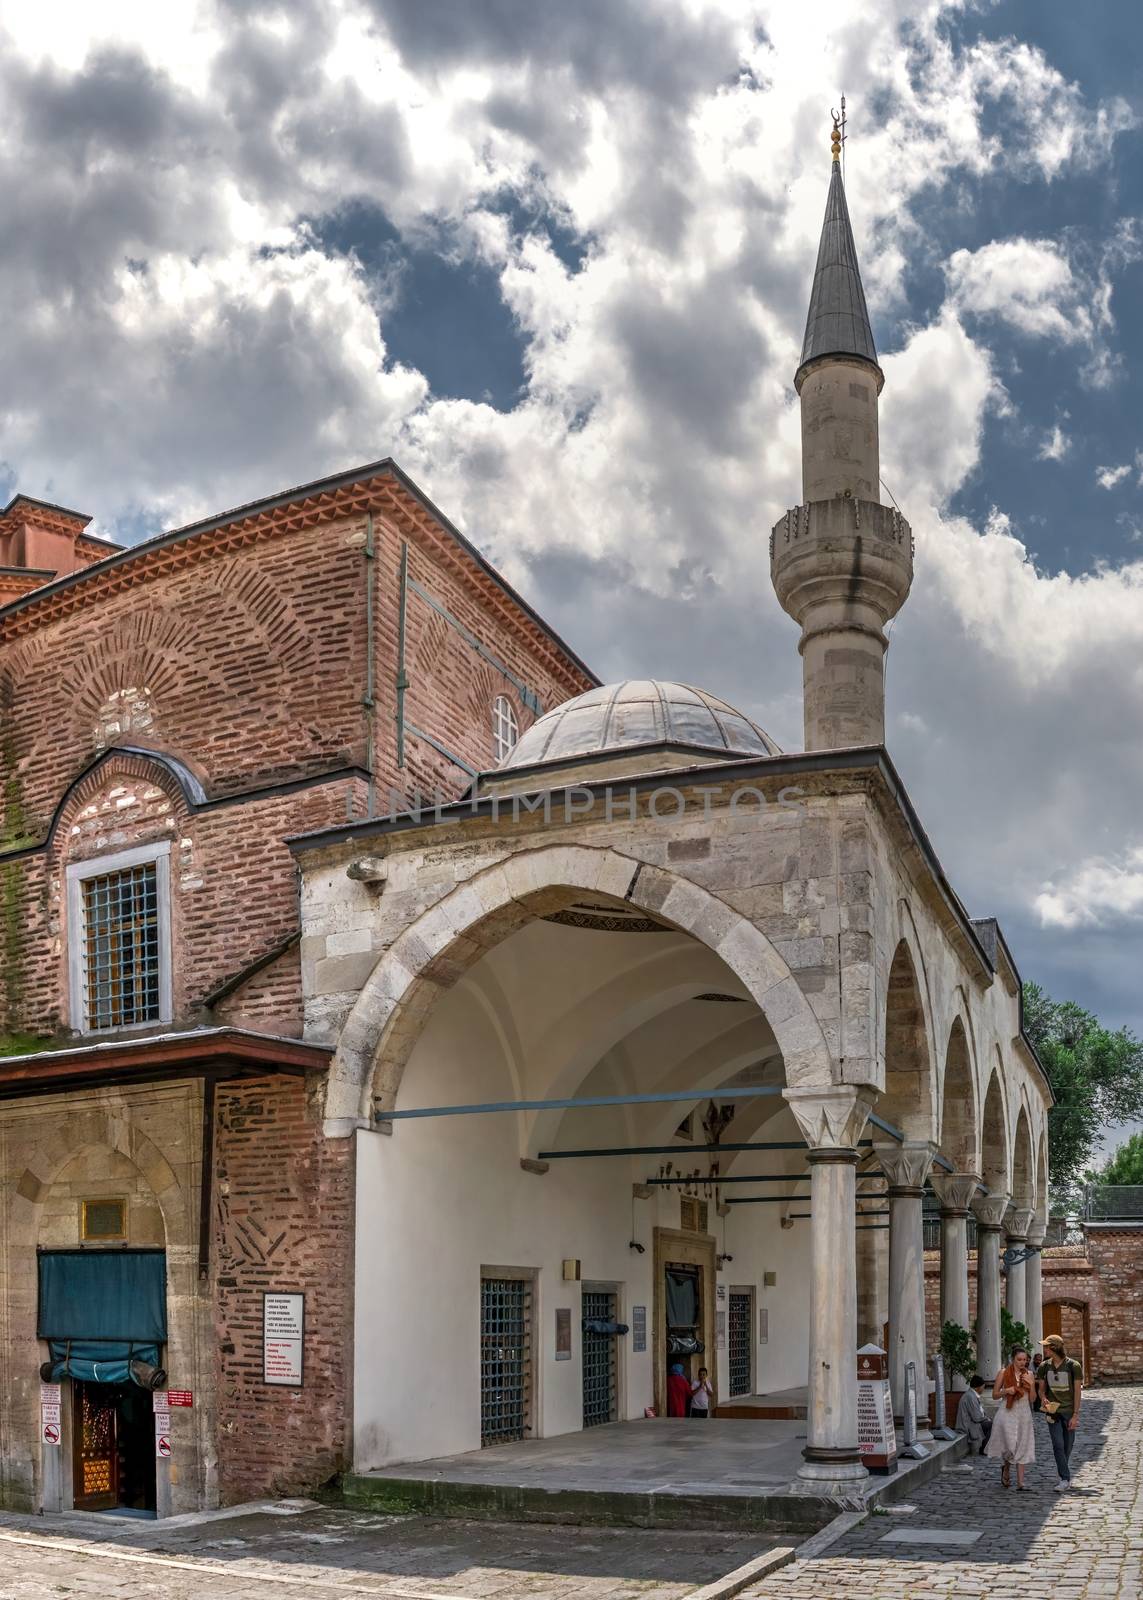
[640,1173,888,1186]
[537,1139,876,1160]
[378,1084,785,1122]
[868,1110,905,1142]
[364,512,376,817]
[395,540,409,769]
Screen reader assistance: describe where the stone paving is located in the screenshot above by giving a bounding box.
[0,1503,786,1600]
[743,1386,1143,1600]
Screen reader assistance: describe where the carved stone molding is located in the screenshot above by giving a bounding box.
[1004,1206,1035,1242]
[874,1140,936,1194]
[1026,1222,1047,1249]
[930,1171,983,1215]
[971,1191,1011,1231]
[783,1086,875,1152]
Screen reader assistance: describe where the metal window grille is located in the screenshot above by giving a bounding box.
[680,1196,708,1234]
[492,696,519,763]
[728,1292,752,1396]
[480,1276,532,1446]
[582,1289,618,1428]
[82,863,161,1030]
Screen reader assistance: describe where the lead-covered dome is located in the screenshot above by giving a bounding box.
[499,680,780,772]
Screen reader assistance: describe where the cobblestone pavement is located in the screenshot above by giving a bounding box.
[0,1503,786,1600]
[744,1386,1143,1600]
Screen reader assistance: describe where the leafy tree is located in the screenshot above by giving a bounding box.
[1096,1130,1143,1186]
[939,1320,976,1383]
[1000,1307,1031,1362]
[1022,982,1143,1204]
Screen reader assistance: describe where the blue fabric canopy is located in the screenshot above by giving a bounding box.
[45,1340,163,1385]
[38,1249,167,1342]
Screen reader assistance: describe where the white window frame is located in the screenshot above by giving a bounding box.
[493,694,519,762]
[66,840,173,1033]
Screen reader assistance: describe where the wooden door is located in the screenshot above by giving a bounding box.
[72,1383,119,1511]
[1042,1303,1062,1339]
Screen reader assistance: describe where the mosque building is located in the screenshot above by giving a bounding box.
[293,122,1051,1494]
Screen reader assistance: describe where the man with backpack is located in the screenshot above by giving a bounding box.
[1038,1334,1084,1491]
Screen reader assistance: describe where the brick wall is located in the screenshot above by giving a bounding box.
[924,1230,1143,1383]
[211,1072,355,1502]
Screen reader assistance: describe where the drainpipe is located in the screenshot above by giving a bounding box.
[396,540,409,769]
[363,513,376,817]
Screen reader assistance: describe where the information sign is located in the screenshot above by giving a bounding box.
[554,1306,572,1360]
[40,1384,62,1447]
[631,1305,647,1353]
[855,1343,897,1474]
[263,1291,305,1386]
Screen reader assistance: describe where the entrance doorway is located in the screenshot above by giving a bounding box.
[480,1271,533,1446]
[728,1289,754,1397]
[582,1285,619,1427]
[73,1381,156,1514]
[1043,1301,1091,1378]
[653,1227,716,1416]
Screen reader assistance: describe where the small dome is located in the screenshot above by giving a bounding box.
[499,680,781,771]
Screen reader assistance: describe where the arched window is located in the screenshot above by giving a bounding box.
[493,695,519,762]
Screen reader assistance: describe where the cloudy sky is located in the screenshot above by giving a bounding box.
[3,0,1143,1110]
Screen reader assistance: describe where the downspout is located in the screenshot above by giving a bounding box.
[396,540,409,769]
[363,513,376,818]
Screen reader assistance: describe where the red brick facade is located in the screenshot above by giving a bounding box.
[924,1227,1143,1384]
[211,1073,355,1502]
[0,462,595,1508]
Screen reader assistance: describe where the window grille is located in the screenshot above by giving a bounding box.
[480,1275,532,1445]
[582,1289,618,1427]
[728,1292,752,1396]
[493,695,519,763]
[680,1196,708,1234]
[82,862,161,1030]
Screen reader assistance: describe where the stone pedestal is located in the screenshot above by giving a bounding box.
[784,1087,874,1491]
[931,1172,981,1390]
[972,1192,1010,1380]
[876,1141,936,1434]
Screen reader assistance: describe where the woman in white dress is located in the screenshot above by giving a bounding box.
[986,1345,1036,1488]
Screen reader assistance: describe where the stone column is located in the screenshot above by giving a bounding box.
[875,1141,936,1432]
[1025,1223,1046,1351]
[784,1086,875,1491]
[1004,1207,1034,1329]
[930,1172,982,1391]
[972,1192,1010,1380]
[856,1193,888,1347]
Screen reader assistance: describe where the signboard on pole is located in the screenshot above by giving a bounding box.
[263,1292,305,1386]
[855,1344,897,1474]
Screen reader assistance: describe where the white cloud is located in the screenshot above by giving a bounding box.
[1097,463,1133,489]
[945,238,1094,344]
[1038,420,1071,463]
[1036,848,1143,929]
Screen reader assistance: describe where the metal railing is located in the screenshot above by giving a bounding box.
[1084,1184,1143,1221]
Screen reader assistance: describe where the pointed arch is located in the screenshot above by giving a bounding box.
[939,1014,979,1172]
[880,934,936,1140]
[980,1058,1010,1197]
[1012,1103,1035,1209]
[323,844,835,1129]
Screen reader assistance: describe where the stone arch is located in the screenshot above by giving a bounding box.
[980,1059,1010,1196]
[1012,1103,1035,1209]
[939,1015,979,1171]
[48,745,201,854]
[324,843,834,1129]
[1035,1127,1050,1224]
[880,930,936,1140]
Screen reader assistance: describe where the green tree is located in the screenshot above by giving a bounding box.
[1023,982,1143,1204]
[1096,1130,1143,1186]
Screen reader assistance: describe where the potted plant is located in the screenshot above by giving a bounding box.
[937,1321,977,1424]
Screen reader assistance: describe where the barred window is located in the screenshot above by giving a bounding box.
[493,695,519,763]
[67,843,172,1033]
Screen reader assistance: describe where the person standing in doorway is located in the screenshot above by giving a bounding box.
[986,1346,1036,1489]
[667,1363,691,1418]
[1038,1334,1083,1492]
[690,1368,713,1419]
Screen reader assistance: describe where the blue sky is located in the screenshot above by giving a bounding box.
[2,1,1142,1146]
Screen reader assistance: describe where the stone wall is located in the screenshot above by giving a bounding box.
[924,1230,1143,1383]
[211,1072,355,1502]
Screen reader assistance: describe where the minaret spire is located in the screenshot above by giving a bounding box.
[770,103,913,753]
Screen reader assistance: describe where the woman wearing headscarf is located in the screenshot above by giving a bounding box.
[985,1345,1036,1488]
[667,1363,691,1418]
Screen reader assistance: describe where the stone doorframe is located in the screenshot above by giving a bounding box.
[653,1226,718,1419]
[323,842,836,1133]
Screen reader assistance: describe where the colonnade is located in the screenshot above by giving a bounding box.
[784,1086,1043,1493]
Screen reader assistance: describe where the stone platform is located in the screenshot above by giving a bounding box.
[343,1418,967,1533]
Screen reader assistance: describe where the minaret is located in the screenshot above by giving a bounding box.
[771,112,912,752]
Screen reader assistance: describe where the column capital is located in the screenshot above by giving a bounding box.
[972,1190,1010,1230]
[930,1170,983,1215]
[1025,1222,1047,1249]
[874,1139,936,1195]
[783,1085,874,1153]
[1004,1205,1035,1242]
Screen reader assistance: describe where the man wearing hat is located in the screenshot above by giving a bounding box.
[1038,1334,1084,1491]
